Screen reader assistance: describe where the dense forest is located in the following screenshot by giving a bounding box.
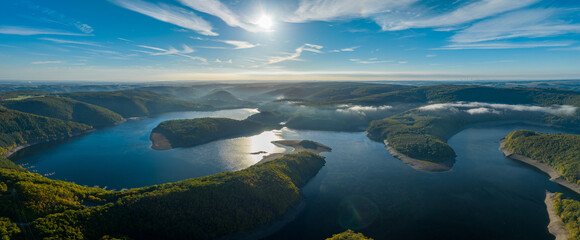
[1,96,123,127]
[151,111,285,149]
[503,130,580,184]
[0,107,92,157]
[553,193,580,239]
[0,151,326,239]
[62,90,209,118]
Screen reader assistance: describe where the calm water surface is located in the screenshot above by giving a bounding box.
[11,111,580,239]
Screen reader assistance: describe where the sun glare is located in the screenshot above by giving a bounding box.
[256,15,274,30]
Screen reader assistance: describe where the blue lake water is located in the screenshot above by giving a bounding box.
[10,110,580,239]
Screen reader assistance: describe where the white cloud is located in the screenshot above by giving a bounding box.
[285,0,416,23]
[336,104,392,116]
[219,40,259,49]
[436,41,574,50]
[450,8,580,43]
[215,58,232,63]
[426,54,437,58]
[350,58,393,64]
[111,0,218,36]
[178,0,260,32]
[268,43,323,64]
[0,26,88,36]
[419,102,578,115]
[378,0,538,31]
[31,61,63,64]
[137,44,206,62]
[39,38,102,47]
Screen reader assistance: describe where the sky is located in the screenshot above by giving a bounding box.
[0,0,579,82]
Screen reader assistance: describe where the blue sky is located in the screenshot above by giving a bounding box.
[1,0,579,81]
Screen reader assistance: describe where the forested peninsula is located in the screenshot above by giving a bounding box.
[0,151,326,239]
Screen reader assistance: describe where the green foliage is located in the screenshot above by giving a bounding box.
[29,152,325,239]
[63,90,208,117]
[0,107,92,155]
[553,193,580,239]
[504,130,580,184]
[152,117,269,148]
[1,96,123,127]
[326,230,373,240]
[0,217,21,240]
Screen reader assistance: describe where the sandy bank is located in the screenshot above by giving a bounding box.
[384,140,452,172]
[150,132,172,150]
[2,129,96,158]
[257,140,331,164]
[499,139,580,195]
[544,191,570,240]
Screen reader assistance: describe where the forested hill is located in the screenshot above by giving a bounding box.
[504,130,580,184]
[0,106,92,156]
[0,96,124,127]
[151,117,269,150]
[62,90,210,117]
[0,152,326,239]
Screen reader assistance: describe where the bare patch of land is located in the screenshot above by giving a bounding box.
[257,140,331,164]
[150,132,172,150]
[499,139,580,195]
[384,140,452,172]
[545,191,570,240]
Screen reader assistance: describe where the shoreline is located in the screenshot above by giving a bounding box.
[383,140,452,172]
[150,132,172,150]
[2,129,96,159]
[544,191,570,240]
[257,140,332,164]
[499,139,580,195]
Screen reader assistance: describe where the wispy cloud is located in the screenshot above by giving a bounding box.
[350,58,393,64]
[219,40,259,49]
[330,46,359,52]
[178,0,260,32]
[216,58,232,63]
[285,0,416,23]
[31,61,63,64]
[450,8,580,43]
[268,44,323,64]
[20,0,94,34]
[110,0,218,36]
[436,41,574,50]
[426,54,437,58]
[0,26,88,36]
[377,0,538,31]
[137,44,206,62]
[419,102,578,115]
[39,38,102,47]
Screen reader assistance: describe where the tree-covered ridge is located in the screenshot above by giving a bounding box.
[325,230,373,240]
[504,130,580,184]
[553,193,580,239]
[0,152,326,239]
[0,107,92,157]
[62,90,209,118]
[0,96,124,127]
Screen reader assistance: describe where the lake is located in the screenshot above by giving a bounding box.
[10,110,579,239]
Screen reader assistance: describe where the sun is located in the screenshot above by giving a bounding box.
[256,15,274,30]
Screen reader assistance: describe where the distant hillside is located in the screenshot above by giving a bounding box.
[196,90,254,108]
[0,106,92,156]
[63,90,209,117]
[1,96,124,127]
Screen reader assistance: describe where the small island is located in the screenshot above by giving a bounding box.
[258,140,332,164]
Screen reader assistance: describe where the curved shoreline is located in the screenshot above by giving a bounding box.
[2,129,96,159]
[545,191,570,240]
[149,132,172,150]
[499,139,580,195]
[258,140,332,164]
[383,140,452,172]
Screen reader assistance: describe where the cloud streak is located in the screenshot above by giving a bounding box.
[39,38,102,47]
[137,44,206,62]
[268,44,323,64]
[0,26,88,36]
[31,61,63,64]
[111,0,217,36]
[219,40,259,49]
[336,104,392,116]
[178,0,260,32]
[419,102,578,115]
